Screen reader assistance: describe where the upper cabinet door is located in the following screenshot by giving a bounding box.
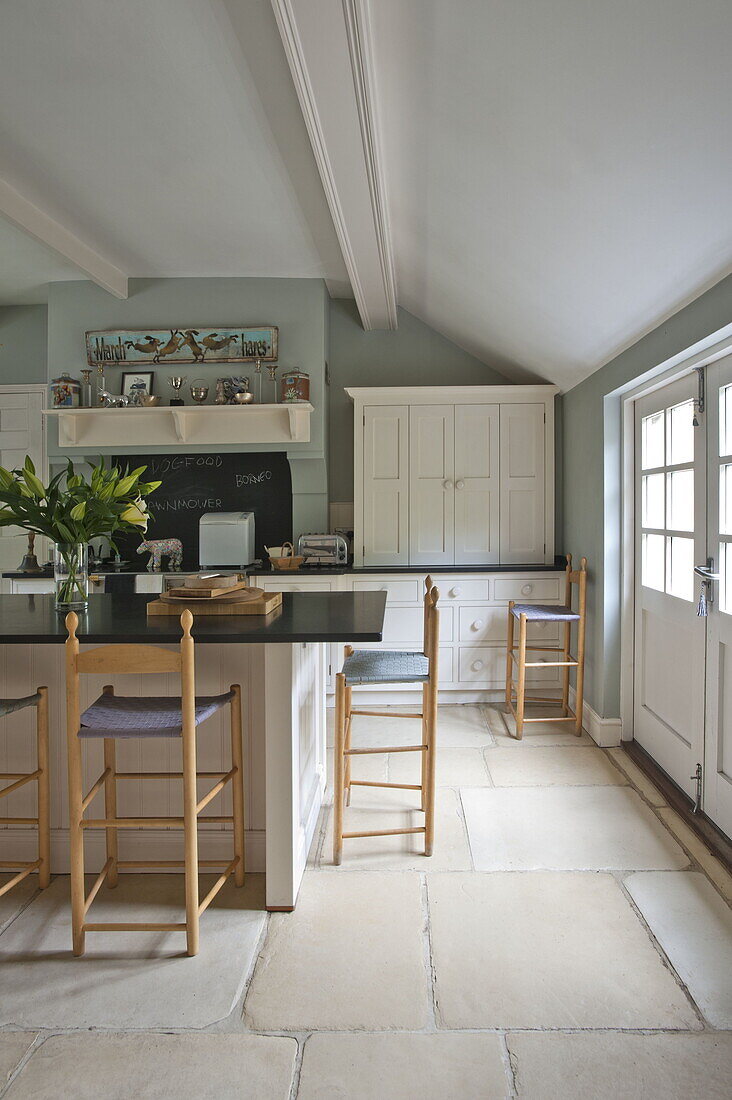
[363,405,410,566]
[409,405,455,565]
[499,403,546,563]
[454,404,500,565]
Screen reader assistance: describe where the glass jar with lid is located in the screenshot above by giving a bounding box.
[50,372,81,407]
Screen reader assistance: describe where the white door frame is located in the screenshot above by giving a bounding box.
[619,334,732,746]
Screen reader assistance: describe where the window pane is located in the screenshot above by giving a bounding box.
[642,411,664,469]
[667,400,694,465]
[666,536,694,601]
[720,542,732,615]
[666,469,693,532]
[642,533,664,591]
[641,473,664,528]
[720,384,732,457]
[721,464,732,536]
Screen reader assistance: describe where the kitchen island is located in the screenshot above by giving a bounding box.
[0,591,386,909]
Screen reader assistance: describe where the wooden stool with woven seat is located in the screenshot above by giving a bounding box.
[0,688,50,897]
[505,554,587,739]
[65,609,245,957]
[333,577,439,864]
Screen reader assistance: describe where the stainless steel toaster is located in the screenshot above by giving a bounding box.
[297,533,348,565]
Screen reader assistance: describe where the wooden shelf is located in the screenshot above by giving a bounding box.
[44,403,313,448]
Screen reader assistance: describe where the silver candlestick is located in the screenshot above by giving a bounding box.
[266,362,279,404]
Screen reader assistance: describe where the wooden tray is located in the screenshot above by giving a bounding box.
[166,579,250,600]
[147,590,282,616]
[182,573,242,591]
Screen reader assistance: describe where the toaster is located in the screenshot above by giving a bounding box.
[297,533,348,565]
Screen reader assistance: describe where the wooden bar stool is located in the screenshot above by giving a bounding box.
[0,688,50,897]
[65,609,245,957]
[333,577,439,864]
[505,555,587,739]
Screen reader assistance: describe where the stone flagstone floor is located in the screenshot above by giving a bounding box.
[0,704,731,1098]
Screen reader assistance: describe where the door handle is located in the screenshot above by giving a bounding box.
[455,480,465,491]
[695,559,718,617]
[694,566,720,580]
[443,480,453,490]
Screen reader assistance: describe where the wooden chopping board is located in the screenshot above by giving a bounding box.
[147,589,282,616]
[165,580,251,600]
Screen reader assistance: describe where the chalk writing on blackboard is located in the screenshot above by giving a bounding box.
[236,471,272,487]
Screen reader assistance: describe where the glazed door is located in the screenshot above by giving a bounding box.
[633,376,706,800]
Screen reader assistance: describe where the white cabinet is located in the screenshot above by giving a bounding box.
[349,387,556,568]
[409,405,455,566]
[363,405,409,566]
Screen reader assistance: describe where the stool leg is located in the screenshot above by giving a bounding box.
[36,687,50,889]
[561,622,572,717]
[182,727,200,956]
[420,683,428,812]
[229,684,246,887]
[423,675,438,857]
[66,729,85,956]
[505,603,515,708]
[574,614,586,737]
[515,613,528,740]
[103,740,119,887]
[343,647,353,807]
[333,673,346,865]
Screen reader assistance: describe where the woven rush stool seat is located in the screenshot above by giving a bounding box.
[333,577,440,864]
[342,650,430,686]
[509,604,579,622]
[0,687,50,898]
[78,691,235,739]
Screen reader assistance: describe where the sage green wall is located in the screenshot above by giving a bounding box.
[327,299,511,501]
[563,272,732,719]
[0,304,47,383]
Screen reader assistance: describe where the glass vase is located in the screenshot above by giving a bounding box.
[53,542,89,611]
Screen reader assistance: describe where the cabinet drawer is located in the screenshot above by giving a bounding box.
[352,578,420,603]
[493,577,560,602]
[383,605,453,643]
[458,646,561,685]
[260,578,333,592]
[11,579,55,594]
[434,578,491,601]
[458,606,559,644]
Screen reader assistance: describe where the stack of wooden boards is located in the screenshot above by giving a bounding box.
[146,573,282,616]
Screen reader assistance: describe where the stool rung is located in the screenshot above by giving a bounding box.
[117,859,232,868]
[83,857,113,914]
[522,714,576,723]
[115,771,227,780]
[349,780,422,791]
[344,744,427,756]
[343,826,426,839]
[0,860,41,899]
[349,709,423,719]
[196,767,236,813]
[81,768,112,812]
[0,770,41,799]
[0,817,38,825]
[198,856,239,915]
[84,922,187,932]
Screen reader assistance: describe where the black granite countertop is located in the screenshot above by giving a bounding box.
[2,564,244,579]
[248,557,567,577]
[0,592,386,645]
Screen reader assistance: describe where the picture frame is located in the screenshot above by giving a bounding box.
[121,370,154,398]
[85,326,278,365]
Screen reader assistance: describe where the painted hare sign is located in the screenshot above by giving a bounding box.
[85,326,278,366]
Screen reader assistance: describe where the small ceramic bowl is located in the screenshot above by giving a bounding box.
[231,391,255,404]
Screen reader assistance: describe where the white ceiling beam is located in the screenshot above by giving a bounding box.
[271,0,397,329]
[0,177,128,299]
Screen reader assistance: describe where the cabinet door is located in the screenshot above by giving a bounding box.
[409,405,455,565]
[499,403,545,563]
[454,404,500,564]
[363,405,409,566]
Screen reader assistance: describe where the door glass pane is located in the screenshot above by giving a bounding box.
[720,384,732,457]
[642,473,664,528]
[642,412,664,469]
[642,533,664,591]
[666,470,694,532]
[666,536,694,601]
[720,464,732,535]
[667,400,694,465]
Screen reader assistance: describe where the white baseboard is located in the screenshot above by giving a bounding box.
[569,687,622,747]
[3,828,266,874]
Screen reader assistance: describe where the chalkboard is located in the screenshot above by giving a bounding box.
[111,452,292,567]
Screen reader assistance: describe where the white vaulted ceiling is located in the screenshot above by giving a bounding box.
[1,1,732,390]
